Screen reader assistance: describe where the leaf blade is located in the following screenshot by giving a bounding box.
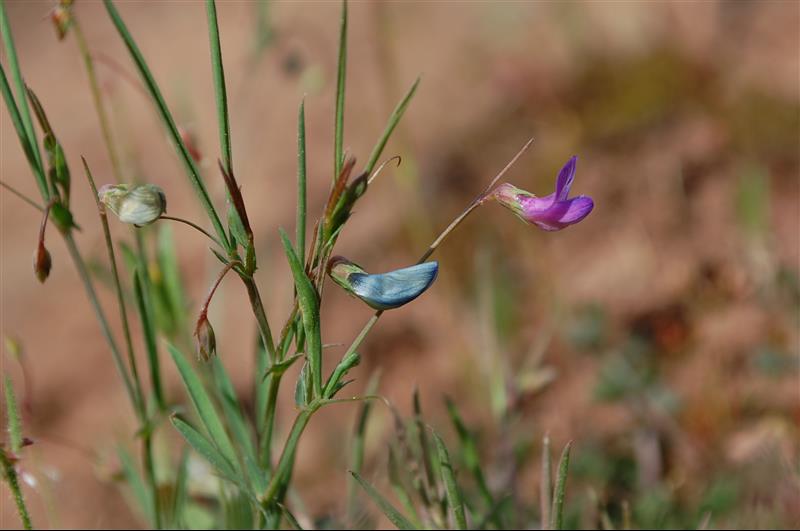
[350,471,416,530]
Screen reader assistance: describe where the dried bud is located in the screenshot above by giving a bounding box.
[98,184,167,226]
[33,244,52,283]
[328,256,439,310]
[194,315,216,362]
[50,4,72,41]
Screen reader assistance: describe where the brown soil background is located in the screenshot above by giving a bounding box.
[1,1,799,529]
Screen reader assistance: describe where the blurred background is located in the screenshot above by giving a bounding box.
[1,1,798,528]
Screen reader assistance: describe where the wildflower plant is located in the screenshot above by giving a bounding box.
[0,1,593,529]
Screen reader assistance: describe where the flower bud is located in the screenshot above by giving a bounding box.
[328,256,439,310]
[194,315,216,362]
[98,184,167,226]
[50,5,71,40]
[33,244,52,283]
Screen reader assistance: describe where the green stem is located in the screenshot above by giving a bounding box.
[327,138,535,394]
[143,430,161,529]
[0,180,43,211]
[158,215,224,249]
[0,448,32,530]
[242,276,276,362]
[259,372,281,472]
[72,17,124,184]
[83,159,145,415]
[103,0,228,249]
[63,232,139,415]
[261,405,318,504]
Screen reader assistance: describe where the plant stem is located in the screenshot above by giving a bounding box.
[0,180,43,211]
[83,159,145,415]
[72,17,124,184]
[242,277,277,362]
[158,215,225,249]
[0,448,32,530]
[261,405,317,504]
[333,138,535,385]
[104,0,228,249]
[63,231,139,416]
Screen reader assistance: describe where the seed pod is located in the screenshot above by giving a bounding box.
[98,184,167,226]
[33,244,52,283]
[194,315,216,362]
[328,256,439,310]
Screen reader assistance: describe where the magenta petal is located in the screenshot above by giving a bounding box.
[555,156,578,201]
[526,195,594,231]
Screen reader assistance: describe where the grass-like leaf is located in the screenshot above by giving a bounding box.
[26,87,70,202]
[550,441,573,531]
[168,343,239,472]
[118,445,155,525]
[364,77,420,175]
[134,269,164,410]
[103,0,227,248]
[170,414,238,481]
[350,471,417,530]
[279,229,321,397]
[347,370,381,523]
[297,99,307,265]
[333,0,348,179]
[277,503,305,530]
[387,445,422,528]
[432,431,467,530]
[206,0,232,171]
[210,357,265,492]
[0,1,43,181]
[0,64,47,199]
[157,225,188,335]
[541,434,553,530]
[445,397,493,508]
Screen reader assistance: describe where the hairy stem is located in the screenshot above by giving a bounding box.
[0,448,32,530]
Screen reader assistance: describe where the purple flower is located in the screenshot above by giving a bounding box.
[491,156,594,231]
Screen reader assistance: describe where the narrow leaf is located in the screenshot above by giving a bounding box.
[347,370,381,522]
[364,77,420,175]
[0,2,43,179]
[432,431,467,530]
[541,434,552,530]
[350,471,416,530]
[134,269,165,410]
[118,445,155,524]
[333,0,348,179]
[279,229,321,397]
[103,0,228,248]
[170,415,237,481]
[550,441,572,531]
[168,343,239,471]
[445,397,493,509]
[296,99,307,265]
